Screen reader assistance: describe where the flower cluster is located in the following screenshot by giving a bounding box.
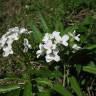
[0,27,28,57]
[36,31,81,62]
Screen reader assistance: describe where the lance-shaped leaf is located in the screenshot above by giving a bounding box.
[52,83,71,96]
[36,78,71,96]
[69,76,83,96]
[23,80,32,96]
[83,64,96,74]
[22,73,33,96]
[28,19,42,44]
[39,13,50,33]
[36,78,52,86]
[0,78,25,94]
[0,85,20,93]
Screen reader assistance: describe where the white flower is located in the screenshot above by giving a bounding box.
[42,33,52,43]
[8,33,19,41]
[45,53,60,62]
[72,44,81,50]
[8,27,19,33]
[43,40,53,54]
[20,27,28,34]
[43,40,53,49]
[0,37,7,49]
[69,30,80,41]
[3,45,13,57]
[52,31,61,43]
[6,38,13,45]
[61,34,69,46]
[44,40,57,55]
[23,38,31,53]
[36,44,45,58]
[8,27,28,34]
[36,36,59,61]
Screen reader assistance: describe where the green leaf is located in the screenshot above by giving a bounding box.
[36,69,52,78]
[36,69,62,78]
[69,76,83,96]
[39,13,50,32]
[36,78,71,96]
[23,80,32,96]
[0,78,25,87]
[0,85,20,93]
[55,17,64,34]
[52,83,71,96]
[51,71,63,78]
[75,64,82,74]
[83,65,96,74]
[82,16,93,25]
[86,44,96,50]
[0,78,25,94]
[22,73,32,96]
[28,19,42,44]
[36,78,52,86]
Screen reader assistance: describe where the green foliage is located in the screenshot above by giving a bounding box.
[23,80,32,96]
[39,13,50,33]
[27,19,42,44]
[69,76,83,96]
[0,85,20,93]
[6,89,20,96]
[83,64,96,74]
[36,78,52,86]
[52,83,72,96]
[0,78,25,94]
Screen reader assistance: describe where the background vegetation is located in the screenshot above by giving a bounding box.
[0,0,96,96]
